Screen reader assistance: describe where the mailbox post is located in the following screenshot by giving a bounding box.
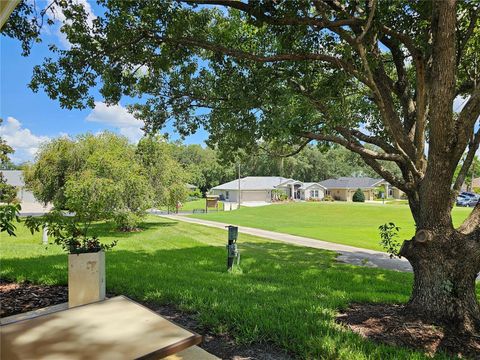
[226,225,239,271]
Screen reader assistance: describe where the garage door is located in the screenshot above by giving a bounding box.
[242,191,269,202]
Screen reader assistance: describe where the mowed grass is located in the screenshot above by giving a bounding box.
[3,216,475,359]
[191,202,472,251]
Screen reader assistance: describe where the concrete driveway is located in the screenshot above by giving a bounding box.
[160,214,412,272]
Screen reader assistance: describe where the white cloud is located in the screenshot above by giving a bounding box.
[46,0,96,48]
[0,117,50,163]
[86,101,145,143]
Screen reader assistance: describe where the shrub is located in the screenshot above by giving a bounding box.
[272,189,288,202]
[474,187,480,195]
[113,210,143,232]
[352,188,365,202]
[188,188,202,199]
[323,195,335,202]
[25,210,117,254]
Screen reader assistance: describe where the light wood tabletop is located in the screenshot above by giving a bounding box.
[1,296,202,360]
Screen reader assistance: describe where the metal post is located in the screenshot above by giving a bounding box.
[238,162,241,209]
[226,225,239,271]
[42,226,48,245]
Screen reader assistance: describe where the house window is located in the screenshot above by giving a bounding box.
[225,191,230,200]
[310,190,319,198]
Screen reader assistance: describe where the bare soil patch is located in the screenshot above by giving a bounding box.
[336,303,480,359]
[0,279,291,360]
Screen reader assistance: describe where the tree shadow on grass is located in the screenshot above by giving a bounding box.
[0,240,431,359]
[87,219,178,238]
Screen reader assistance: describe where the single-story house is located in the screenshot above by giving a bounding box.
[1,170,36,203]
[1,170,51,213]
[210,176,326,203]
[319,177,404,201]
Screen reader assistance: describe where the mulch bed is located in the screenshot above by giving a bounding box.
[0,279,68,318]
[336,303,480,359]
[0,279,291,360]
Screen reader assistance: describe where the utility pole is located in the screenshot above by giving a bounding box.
[238,162,241,209]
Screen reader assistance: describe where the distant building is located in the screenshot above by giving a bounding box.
[1,170,36,203]
[1,170,50,213]
[211,176,326,203]
[319,177,404,201]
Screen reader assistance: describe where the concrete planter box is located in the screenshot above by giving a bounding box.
[68,251,106,308]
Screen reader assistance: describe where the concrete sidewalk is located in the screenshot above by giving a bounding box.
[160,214,413,273]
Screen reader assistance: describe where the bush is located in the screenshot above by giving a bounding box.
[323,195,335,202]
[113,210,143,232]
[352,188,365,202]
[272,189,288,202]
[188,188,202,199]
[474,187,480,194]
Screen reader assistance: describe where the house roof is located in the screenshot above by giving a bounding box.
[212,176,291,191]
[1,170,24,187]
[300,182,327,190]
[319,177,384,189]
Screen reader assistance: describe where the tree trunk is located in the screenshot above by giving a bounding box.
[400,228,480,333]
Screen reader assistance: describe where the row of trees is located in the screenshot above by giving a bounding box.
[169,142,400,194]
[25,133,188,230]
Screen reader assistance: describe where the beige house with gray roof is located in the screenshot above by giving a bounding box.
[211,177,326,203]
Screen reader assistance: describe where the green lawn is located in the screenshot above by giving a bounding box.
[190,202,472,251]
[2,216,472,359]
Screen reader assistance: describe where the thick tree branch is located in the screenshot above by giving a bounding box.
[456,8,479,65]
[302,131,404,162]
[453,128,480,193]
[456,87,480,153]
[259,139,313,158]
[458,201,480,235]
[181,0,361,28]
[344,128,399,154]
[151,35,372,86]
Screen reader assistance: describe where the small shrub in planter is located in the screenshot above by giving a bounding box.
[25,210,117,254]
[25,211,117,307]
[352,188,365,202]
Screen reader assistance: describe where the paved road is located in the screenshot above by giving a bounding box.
[160,214,413,273]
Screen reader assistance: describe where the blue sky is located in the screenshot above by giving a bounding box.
[0,0,208,164]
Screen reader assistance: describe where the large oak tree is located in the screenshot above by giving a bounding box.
[4,0,480,332]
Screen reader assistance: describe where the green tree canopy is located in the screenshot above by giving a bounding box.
[24,132,151,230]
[136,136,188,210]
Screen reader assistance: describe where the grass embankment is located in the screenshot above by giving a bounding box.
[2,216,476,359]
[191,202,472,251]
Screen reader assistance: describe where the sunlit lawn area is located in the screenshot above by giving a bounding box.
[3,216,476,359]
[190,202,472,251]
